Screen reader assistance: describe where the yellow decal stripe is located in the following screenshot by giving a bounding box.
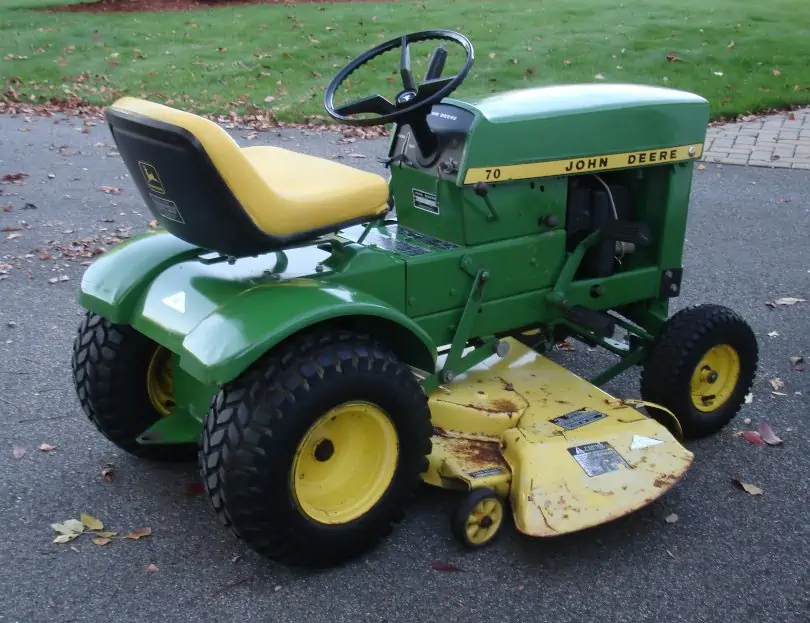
[464,143,704,184]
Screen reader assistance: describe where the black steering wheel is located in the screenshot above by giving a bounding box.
[324,30,475,132]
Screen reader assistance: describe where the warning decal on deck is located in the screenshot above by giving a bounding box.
[412,189,439,214]
[567,441,628,477]
[469,467,503,478]
[551,409,607,430]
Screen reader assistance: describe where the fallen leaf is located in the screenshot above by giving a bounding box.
[713,71,724,77]
[52,519,85,536]
[54,533,79,544]
[563,59,571,66]
[772,68,781,77]
[740,430,764,446]
[789,356,804,369]
[0,225,21,232]
[697,164,706,170]
[93,537,111,546]
[185,481,206,495]
[664,513,678,523]
[594,73,606,80]
[666,53,682,62]
[767,331,779,338]
[732,479,763,496]
[727,41,735,50]
[101,463,115,483]
[767,297,805,308]
[757,422,783,446]
[488,52,496,59]
[125,526,152,540]
[145,563,159,572]
[148,220,158,229]
[12,445,26,459]
[431,562,463,572]
[38,443,55,452]
[99,185,122,195]
[1,172,29,182]
[80,514,104,531]
[96,531,117,538]
[769,378,785,391]
[47,277,58,284]
[6,233,23,240]
[263,96,275,103]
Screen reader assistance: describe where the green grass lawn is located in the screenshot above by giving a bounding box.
[1,0,809,123]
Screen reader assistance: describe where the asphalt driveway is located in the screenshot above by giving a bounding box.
[1,113,808,623]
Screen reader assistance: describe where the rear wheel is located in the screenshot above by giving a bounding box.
[640,304,758,439]
[199,328,432,567]
[71,311,197,461]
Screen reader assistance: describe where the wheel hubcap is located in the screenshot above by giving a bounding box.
[690,344,741,412]
[146,346,175,417]
[291,402,399,525]
[465,498,503,545]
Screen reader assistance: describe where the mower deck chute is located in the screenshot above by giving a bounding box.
[425,338,693,537]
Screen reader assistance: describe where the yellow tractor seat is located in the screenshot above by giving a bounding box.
[104,97,390,256]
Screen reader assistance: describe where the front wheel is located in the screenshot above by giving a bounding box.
[640,304,758,439]
[199,328,433,568]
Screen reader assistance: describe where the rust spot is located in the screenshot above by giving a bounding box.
[460,399,519,414]
[448,437,505,470]
[653,473,678,488]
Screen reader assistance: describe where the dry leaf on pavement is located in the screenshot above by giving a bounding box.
[766,297,805,308]
[99,185,122,195]
[38,443,55,452]
[101,463,115,483]
[125,527,152,540]
[80,514,104,531]
[93,537,111,546]
[769,378,785,391]
[145,563,159,572]
[740,430,764,446]
[732,479,763,496]
[757,422,783,446]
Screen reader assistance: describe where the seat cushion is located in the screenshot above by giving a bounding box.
[240,146,389,235]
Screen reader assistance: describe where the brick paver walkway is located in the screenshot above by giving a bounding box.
[702,107,810,169]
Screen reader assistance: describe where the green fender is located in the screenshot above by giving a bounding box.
[78,231,200,323]
[78,232,436,386]
[178,281,438,384]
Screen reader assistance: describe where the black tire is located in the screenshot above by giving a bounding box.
[640,304,758,439]
[451,488,505,549]
[199,328,433,568]
[71,311,198,461]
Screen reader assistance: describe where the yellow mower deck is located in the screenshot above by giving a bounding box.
[423,338,694,537]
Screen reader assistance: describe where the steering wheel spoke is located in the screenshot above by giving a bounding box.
[335,94,397,117]
[400,36,416,92]
[416,76,455,99]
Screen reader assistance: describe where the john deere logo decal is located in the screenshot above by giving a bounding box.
[139,161,165,194]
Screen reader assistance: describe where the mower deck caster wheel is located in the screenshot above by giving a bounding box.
[451,488,505,549]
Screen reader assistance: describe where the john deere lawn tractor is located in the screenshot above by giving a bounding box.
[71,31,758,566]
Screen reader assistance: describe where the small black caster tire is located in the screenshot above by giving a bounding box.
[451,488,506,549]
[71,311,197,462]
[640,304,758,439]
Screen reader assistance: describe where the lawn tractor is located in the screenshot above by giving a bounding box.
[71,30,758,566]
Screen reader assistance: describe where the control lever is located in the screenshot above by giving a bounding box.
[474,182,499,221]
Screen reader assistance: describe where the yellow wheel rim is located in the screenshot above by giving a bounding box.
[291,402,399,525]
[146,346,175,417]
[690,344,741,412]
[466,497,504,546]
